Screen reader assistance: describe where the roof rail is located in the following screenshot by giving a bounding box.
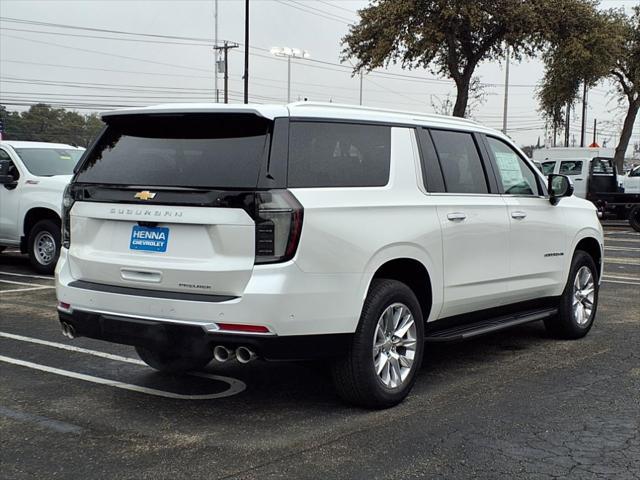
[288,101,479,125]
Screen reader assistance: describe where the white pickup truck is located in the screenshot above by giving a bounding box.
[0,141,84,273]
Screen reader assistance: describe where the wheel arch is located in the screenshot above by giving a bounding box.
[21,208,61,252]
[366,257,434,324]
[574,236,603,280]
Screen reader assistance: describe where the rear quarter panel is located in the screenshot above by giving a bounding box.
[289,127,444,322]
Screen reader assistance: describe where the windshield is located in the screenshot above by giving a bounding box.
[75,113,272,188]
[15,148,84,176]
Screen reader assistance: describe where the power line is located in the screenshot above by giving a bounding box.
[316,1,358,14]
[272,0,351,24]
[1,33,212,73]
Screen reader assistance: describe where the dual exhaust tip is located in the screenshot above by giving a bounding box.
[60,321,76,339]
[213,345,257,364]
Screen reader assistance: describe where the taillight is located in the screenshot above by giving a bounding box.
[254,190,303,264]
[61,184,75,249]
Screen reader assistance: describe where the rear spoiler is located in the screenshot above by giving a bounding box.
[100,104,288,120]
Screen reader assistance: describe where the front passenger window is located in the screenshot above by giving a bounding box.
[487,137,538,195]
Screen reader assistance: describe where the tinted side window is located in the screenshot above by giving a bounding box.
[287,122,391,188]
[0,150,19,181]
[541,161,556,175]
[487,137,539,195]
[430,130,488,194]
[559,161,583,175]
[416,128,445,193]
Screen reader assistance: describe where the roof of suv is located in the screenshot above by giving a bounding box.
[0,140,84,149]
[100,102,497,135]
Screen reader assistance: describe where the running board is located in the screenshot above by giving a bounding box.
[424,308,557,343]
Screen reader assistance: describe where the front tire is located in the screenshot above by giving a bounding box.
[135,346,213,374]
[331,279,424,409]
[544,250,599,339]
[28,219,61,274]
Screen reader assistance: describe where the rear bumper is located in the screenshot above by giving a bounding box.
[57,309,352,361]
[56,248,365,337]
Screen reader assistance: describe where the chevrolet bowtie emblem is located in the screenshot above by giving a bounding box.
[134,191,156,201]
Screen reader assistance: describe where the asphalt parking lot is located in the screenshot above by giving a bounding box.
[1,222,639,480]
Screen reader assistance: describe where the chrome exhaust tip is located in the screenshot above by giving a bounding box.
[236,346,257,364]
[213,345,234,363]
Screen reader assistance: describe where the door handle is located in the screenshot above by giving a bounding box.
[447,212,467,221]
[511,211,527,220]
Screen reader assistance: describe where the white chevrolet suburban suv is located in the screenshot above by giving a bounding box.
[55,103,603,408]
[0,141,85,273]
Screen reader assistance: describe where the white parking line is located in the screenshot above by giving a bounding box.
[0,332,246,399]
[605,246,640,252]
[0,286,53,294]
[604,273,640,280]
[0,278,55,294]
[0,271,54,280]
[602,279,640,286]
[0,278,52,287]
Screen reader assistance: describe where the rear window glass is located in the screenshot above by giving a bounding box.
[15,148,83,176]
[591,158,614,175]
[75,114,272,188]
[287,122,391,188]
[559,161,583,175]
[430,130,488,194]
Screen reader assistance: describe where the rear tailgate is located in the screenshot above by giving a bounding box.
[68,201,254,297]
[65,111,288,299]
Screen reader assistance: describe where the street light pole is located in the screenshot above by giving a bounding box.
[243,0,249,104]
[270,47,310,103]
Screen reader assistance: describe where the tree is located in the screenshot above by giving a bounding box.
[611,7,640,170]
[0,104,104,147]
[538,6,638,170]
[342,0,588,118]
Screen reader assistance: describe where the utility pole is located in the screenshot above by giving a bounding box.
[243,0,249,104]
[565,103,571,147]
[593,118,597,146]
[214,41,238,103]
[214,0,219,102]
[359,71,363,105]
[502,47,510,135]
[580,81,588,147]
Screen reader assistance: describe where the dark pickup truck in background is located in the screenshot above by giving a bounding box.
[586,157,640,232]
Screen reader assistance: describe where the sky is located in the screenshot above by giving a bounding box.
[0,0,639,152]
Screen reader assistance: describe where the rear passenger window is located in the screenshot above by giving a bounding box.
[430,130,488,194]
[287,122,391,188]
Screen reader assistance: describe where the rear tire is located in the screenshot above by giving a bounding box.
[135,346,213,374]
[28,219,60,274]
[629,205,640,233]
[331,279,424,409]
[544,250,599,339]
